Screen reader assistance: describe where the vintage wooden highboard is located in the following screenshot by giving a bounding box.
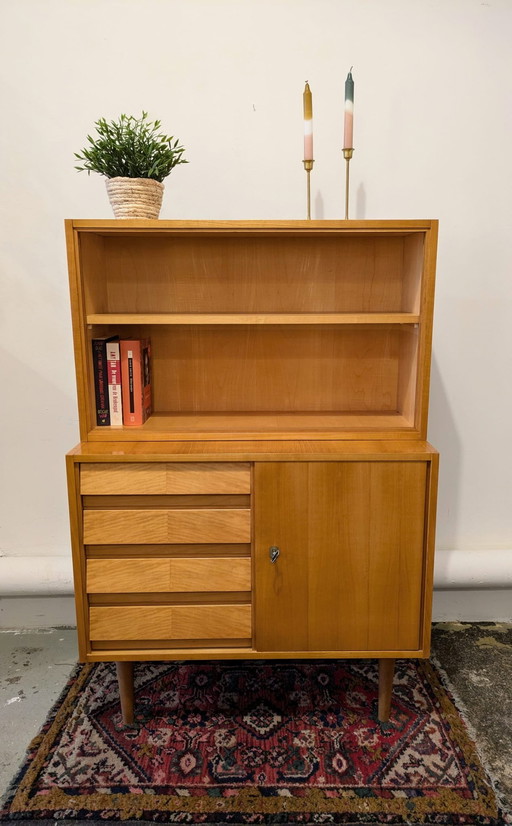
[65,219,439,724]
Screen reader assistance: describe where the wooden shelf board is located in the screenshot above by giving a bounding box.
[86,312,420,326]
[88,411,416,442]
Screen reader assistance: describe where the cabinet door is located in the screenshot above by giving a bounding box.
[254,462,427,653]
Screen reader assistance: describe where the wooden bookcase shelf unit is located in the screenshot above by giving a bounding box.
[66,219,437,442]
[65,219,439,726]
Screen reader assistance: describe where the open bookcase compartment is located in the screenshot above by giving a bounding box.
[68,220,437,441]
[80,231,425,316]
[85,322,420,440]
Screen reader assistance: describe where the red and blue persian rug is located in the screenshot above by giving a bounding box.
[0,658,509,824]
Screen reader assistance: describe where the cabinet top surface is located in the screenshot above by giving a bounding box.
[67,218,438,234]
[67,439,439,461]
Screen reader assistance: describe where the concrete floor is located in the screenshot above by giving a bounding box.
[0,624,511,812]
[0,628,78,798]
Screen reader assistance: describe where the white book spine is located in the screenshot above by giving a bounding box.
[106,341,123,426]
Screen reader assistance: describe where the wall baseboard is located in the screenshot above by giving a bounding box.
[1,591,511,629]
[1,551,511,627]
[432,589,512,622]
[0,596,76,628]
[0,556,73,595]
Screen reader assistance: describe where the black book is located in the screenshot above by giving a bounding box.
[91,336,118,426]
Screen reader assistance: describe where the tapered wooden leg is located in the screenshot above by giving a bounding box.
[116,661,134,725]
[378,658,395,722]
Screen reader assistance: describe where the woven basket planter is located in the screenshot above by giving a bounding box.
[106,177,164,219]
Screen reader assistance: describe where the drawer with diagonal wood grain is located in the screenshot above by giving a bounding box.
[80,462,251,495]
[86,556,252,594]
[82,507,251,545]
[89,604,252,642]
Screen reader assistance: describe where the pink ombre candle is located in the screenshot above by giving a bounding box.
[303,81,313,160]
[343,69,354,149]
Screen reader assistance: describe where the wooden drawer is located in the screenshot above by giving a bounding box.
[80,462,251,495]
[83,508,251,544]
[87,557,252,593]
[89,604,252,641]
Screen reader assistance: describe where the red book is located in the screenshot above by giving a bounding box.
[120,339,152,426]
[106,340,123,426]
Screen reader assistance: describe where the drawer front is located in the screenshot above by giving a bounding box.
[80,462,251,495]
[89,604,252,641]
[83,508,251,544]
[87,557,252,593]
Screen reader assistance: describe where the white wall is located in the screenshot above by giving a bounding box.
[1,0,511,621]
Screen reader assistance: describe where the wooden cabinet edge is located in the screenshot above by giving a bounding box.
[419,452,440,655]
[65,222,91,443]
[83,648,430,662]
[65,455,89,660]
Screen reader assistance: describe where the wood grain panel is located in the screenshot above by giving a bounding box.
[402,234,424,313]
[89,604,252,640]
[397,326,419,423]
[366,463,426,650]
[83,508,251,544]
[150,326,402,413]
[87,557,251,593]
[253,463,311,650]
[80,462,251,495]
[306,462,372,651]
[102,235,406,314]
[254,461,427,652]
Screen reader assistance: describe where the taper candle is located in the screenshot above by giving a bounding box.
[303,81,313,161]
[344,68,354,149]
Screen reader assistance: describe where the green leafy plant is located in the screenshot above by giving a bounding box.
[75,112,187,182]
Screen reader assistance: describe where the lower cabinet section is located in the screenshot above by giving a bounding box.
[68,449,437,663]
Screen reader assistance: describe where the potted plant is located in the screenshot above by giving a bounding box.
[75,112,187,218]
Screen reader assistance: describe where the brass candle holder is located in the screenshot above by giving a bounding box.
[343,148,354,219]
[303,159,314,220]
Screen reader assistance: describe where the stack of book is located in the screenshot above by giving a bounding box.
[92,336,152,427]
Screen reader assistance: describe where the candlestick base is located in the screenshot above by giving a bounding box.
[343,148,354,219]
[303,159,315,219]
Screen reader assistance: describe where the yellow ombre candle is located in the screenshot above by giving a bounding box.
[303,81,313,161]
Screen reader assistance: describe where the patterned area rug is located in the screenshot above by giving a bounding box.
[0,658,509,824]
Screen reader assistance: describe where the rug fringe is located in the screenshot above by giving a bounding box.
[0,662,85,812]
[430,653,512,824]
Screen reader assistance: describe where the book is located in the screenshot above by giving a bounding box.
[92,336,119,426]
[120,338,152,426]
[106,339,123,426]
